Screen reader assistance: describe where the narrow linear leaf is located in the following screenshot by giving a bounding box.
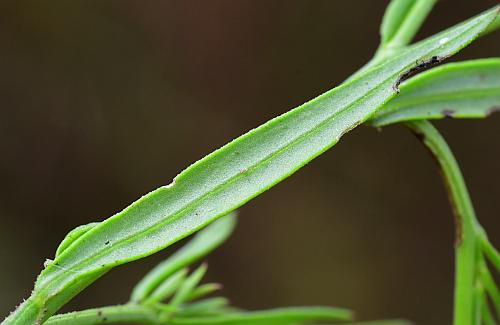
[169,306,352,325]
[480,292,496,325]
[6,6,498,325]
[185,283,222,302]
[143,268,188,305]
[170,264,207,307]
[480,265,500,320]
[131,213,236,302]
[482,237,500,273]
[177,297,229,317]
[371,58,500,127]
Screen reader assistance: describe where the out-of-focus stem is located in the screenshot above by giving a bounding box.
[404,121,481,325]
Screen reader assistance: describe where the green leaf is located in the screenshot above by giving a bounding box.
[185,283,222,302]
[370,58,500,127]
[482,237,500,274]
[55,222,100,258]
[143,268,188,305]
[479,291,496,325]
[170,264,207,307]
[131,213,236,302]
[169,306,352,325]
[178,297,230,317]
[6,6,499,324]
[480,265,500,320]
[380,0,437,49]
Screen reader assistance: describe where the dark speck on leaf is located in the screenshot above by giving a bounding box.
[104,240,110,245]
[442,109,455,118]
[97,310,102,316]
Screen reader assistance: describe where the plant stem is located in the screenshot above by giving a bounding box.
[44,304,162,325]
[404,121,481,325]
[383,0,437,51]
[480,234,500,273]
[345,0,437,84]
[2,296,46,325]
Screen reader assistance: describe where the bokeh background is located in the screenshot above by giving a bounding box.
[1,1,499,324]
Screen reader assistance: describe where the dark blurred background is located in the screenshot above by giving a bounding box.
[0,1,499,324]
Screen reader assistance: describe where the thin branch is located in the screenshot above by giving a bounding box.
[404,121,481,325]
[44,304,162,325]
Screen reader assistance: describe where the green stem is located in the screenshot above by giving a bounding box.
[480,234,500,273]
[2,296,46,325]
[404,121,481,325]
[345,0,437,84]
[380,0,438,54]
[44,304,163,325]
